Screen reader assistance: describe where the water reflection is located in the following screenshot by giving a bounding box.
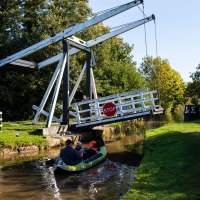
[38,159,136,200]
[144,112,184,129]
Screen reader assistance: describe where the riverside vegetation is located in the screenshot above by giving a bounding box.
[0,121,47,150]
[123,121,200,200]
[0,120,120,151]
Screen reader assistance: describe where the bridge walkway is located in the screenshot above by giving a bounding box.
[68,89,163,131]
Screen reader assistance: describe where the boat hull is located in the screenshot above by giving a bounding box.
[54,146,107,173]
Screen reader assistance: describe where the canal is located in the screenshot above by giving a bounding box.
[0,112,183,200]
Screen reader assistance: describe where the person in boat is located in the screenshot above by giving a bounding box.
[75,141,89,159]
[92,136,105,148]
[75,141,83,151]
[60,139,83,165]
[85,140,98,157]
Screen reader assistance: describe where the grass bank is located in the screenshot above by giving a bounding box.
[123,121,200,200]
[0,121,47,149]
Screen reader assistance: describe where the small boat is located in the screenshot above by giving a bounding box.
[184,104,200,121]
[54,146,107,173]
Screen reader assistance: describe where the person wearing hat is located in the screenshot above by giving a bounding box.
[75,141,89,159]
[75,141,83,152]
[60,139,83,165]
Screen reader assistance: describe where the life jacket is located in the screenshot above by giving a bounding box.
[89,140,98,151]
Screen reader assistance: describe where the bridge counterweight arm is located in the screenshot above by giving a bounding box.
[38,15,155,69]
[0,0,143,67]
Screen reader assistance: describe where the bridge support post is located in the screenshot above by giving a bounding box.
[86,52,92,119]
[62,40,70,127]
[46,49,67,128]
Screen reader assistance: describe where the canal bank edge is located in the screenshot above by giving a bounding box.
[0,125,120,155]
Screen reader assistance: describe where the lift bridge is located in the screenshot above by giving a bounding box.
[53,88,163,130]
[0,0,163,131]
[32,88,163,131]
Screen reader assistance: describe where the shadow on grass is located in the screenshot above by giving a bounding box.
[28,129,42,135]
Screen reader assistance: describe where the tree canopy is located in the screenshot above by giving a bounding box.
[0,0,146,121]
[139,56,186,111]
[185,63,200,103]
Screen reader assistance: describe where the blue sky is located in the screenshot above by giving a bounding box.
[88,0,200,83]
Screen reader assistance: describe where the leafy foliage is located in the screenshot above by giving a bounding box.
[0,0,146,121]
[92,37,146,97]
[0,0,91,120]
[139,56,186,111]
[185,63,200,103]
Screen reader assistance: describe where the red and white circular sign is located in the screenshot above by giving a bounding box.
[103,102,117,117]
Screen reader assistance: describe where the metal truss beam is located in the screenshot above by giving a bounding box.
[0,0,143,67]
[38,15,155,69]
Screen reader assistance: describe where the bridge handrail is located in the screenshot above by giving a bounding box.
[68,89,161,125]
[70,88,155,107]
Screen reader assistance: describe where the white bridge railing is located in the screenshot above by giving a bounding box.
[33,88,163,129]
[69,88,163,129]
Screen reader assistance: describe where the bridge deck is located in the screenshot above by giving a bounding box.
[33,88,163,131]
[68,89,163,130]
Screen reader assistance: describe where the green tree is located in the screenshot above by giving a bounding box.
[0,0,146,121]
[0,0,92,120]
[185,64,200,103]
[91,36,146,97]
[139,56,186,111]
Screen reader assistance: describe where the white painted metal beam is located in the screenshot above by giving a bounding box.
[68,41,90,52]
[10,59,37,68]
[37,15,154,69]
[32,55,63,124]
[46,53,68,128]
[32,105,61,123]
[0,0,143,67]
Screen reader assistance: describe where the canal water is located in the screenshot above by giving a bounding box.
[0,112,184,200]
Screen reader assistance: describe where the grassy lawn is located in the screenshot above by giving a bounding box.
[123,121,200,200]
[0,121,47,149]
